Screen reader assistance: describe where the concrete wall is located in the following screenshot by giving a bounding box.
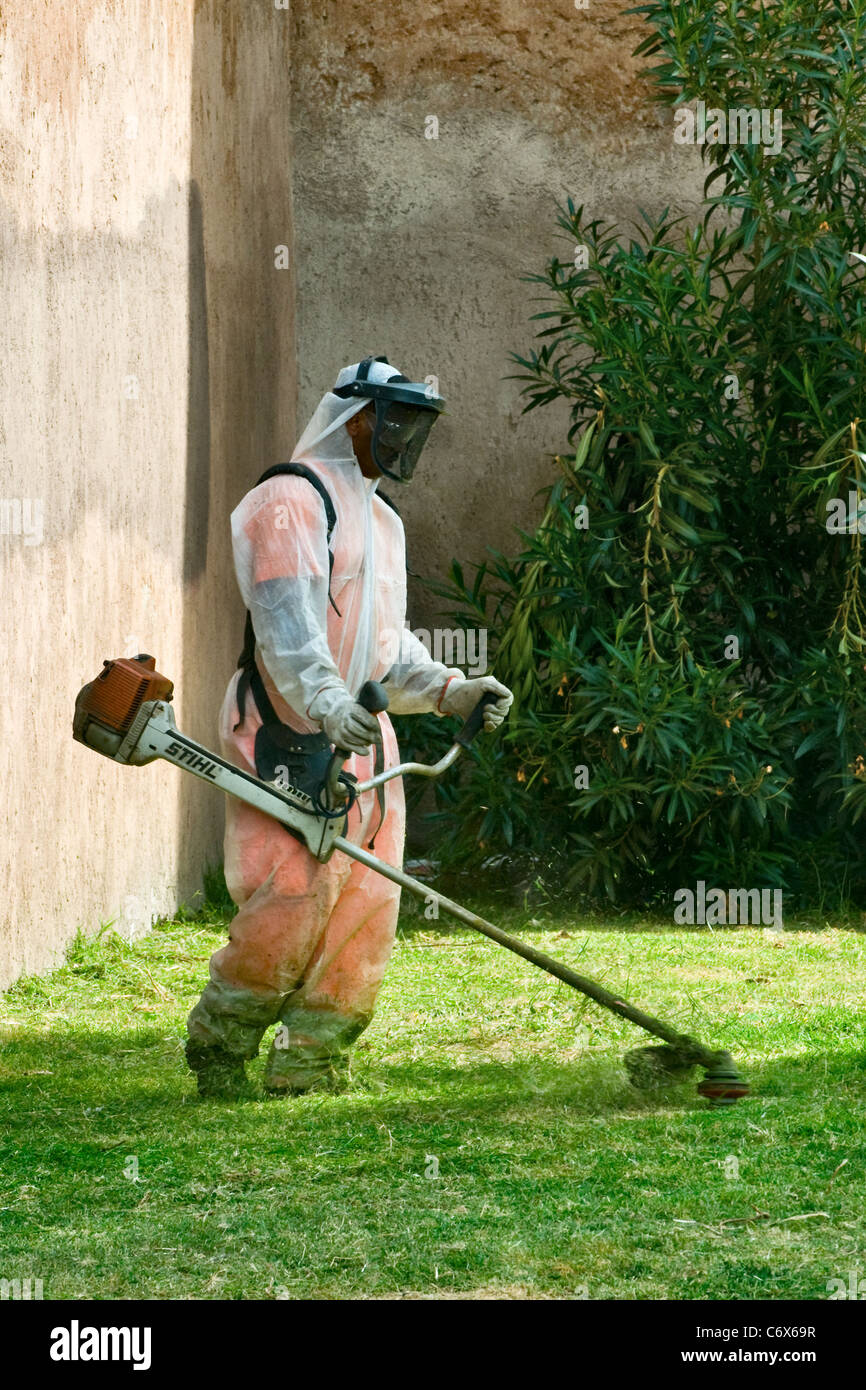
[0,1,296,987]
[290,0,706,629]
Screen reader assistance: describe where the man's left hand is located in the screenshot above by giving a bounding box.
[440,675,514,731]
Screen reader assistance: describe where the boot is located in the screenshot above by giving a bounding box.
[263,1052,350,1098]
[263,1005,365,1097]
[185,1040,253,1100]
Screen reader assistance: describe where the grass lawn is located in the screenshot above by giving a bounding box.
[1,894,865,1300]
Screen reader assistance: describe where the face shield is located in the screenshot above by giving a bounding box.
[370,399,439,482]
[333,355,446,483]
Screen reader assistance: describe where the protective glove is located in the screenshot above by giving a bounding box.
[439,675,513,731]
[308,688,382,755]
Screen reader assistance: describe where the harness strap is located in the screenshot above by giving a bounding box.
[235,463,340,730]
[232,461,400,847]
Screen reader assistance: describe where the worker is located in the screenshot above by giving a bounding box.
[185,356,513,1097]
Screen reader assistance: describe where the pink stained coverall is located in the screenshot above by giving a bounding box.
[186,453,462,1090]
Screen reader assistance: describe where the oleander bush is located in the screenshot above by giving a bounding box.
[398,0,866,908]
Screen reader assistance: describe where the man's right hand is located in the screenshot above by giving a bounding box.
[310,689,382,755]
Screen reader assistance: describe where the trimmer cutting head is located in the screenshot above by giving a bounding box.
[696,1051,750,1106]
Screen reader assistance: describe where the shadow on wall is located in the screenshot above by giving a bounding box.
[176,2,296,909]
[184,179,210,594]
[176,173,212,903]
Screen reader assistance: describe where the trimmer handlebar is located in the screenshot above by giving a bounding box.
[324,684,501,805]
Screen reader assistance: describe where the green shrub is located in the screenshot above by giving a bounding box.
[399,0,866,908]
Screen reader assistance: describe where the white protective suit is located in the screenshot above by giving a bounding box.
[186,362,465,1091]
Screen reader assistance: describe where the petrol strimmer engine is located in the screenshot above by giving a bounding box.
[73,654,353,862]
[74,655,749,1107]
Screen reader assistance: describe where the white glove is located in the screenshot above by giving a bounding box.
[309,688,382,756]
[439,675,513,731]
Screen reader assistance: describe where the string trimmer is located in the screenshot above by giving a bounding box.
[73,655,749,1106]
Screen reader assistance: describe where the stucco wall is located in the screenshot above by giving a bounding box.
[290,0,707,629]
[0,1,296,987]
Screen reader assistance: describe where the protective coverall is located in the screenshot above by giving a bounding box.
[186,384,464,1092]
